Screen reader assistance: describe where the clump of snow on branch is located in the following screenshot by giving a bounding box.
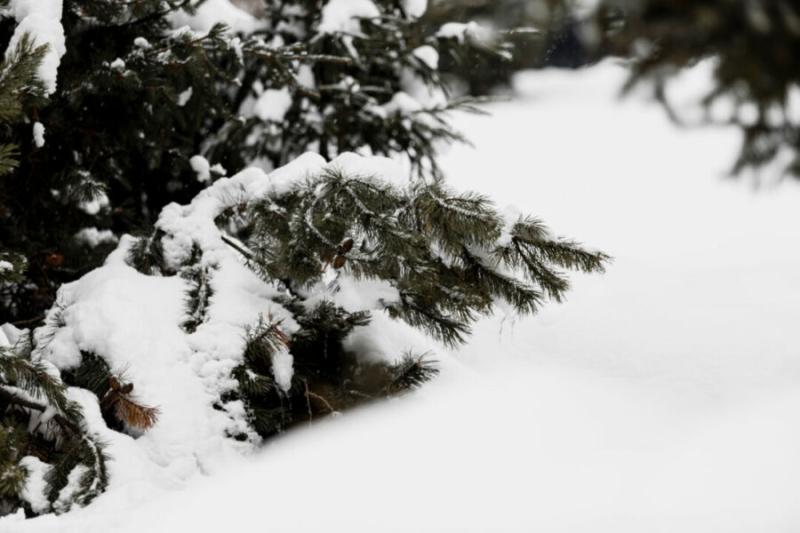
[318,0,380,35]
[32,121,45,147]
[403,0,428,18]
[413,45,439,70]
[74,227,118,248]
[168,0,260,34]
[190,155,212,183]
[4,0,66,95]
[27,153,441,513]
[254,87,293,122]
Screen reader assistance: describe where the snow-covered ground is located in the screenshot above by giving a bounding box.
[7,62,800,532]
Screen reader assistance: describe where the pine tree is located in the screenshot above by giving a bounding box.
[1,0,609,517]
[585,0,800,177]
[0,28,47,293]
[0,19,110,518]
[122,152,607,441]
[423,0,591,93]
[0,327,107,516]
[0,0,510,324]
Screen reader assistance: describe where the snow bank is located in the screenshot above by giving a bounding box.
[9,151,437,531]
[8,61,800,533]
[67,363,800,533]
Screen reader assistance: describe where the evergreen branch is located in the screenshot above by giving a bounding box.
[391,292,471,346]
[221,234,254,260]
[0,143,19,176]
[381,353,439,394]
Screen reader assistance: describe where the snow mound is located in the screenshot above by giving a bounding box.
[15,152,436,530]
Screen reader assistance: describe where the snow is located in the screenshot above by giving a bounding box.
[382,91,423,114]
[54,465,89,513]
[270,348,293,393]
[74,227,118,248]
[168,0,260,34]
[253,87,293,122]
[0,261,12,273]
[0,323,23,348]
[32,122,45,148]
[4,0,65,95]
[318,0,380,35]
[324,151,407,187]
[78,191,109,216]
[412,45,439,70]
[403,0,427,18]
[7,61,800,532]
[18,457,50,515]
[189,155,211,183]
[177,87,193,107]
[437,21,478,42]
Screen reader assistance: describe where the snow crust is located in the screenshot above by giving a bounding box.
[4,0,65,95]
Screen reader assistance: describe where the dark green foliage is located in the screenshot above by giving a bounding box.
[423,0,592,94]
[0,35,46,305]
[229,303,438,439]
[60,352,112,399]
[247,167,608,346]
[181,263,213,333]
[382,352,439,394]
[1,0,610,516]
[0,422,29,511]
[60,352,159,435]
[0,33,47,124]
[1,0,500,324]
[207,0,491,179]
[0,341,108,515]
[0,252,26,286]
[127,230,169,276]
[590,0,800,177]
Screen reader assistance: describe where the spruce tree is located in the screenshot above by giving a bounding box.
[0,0,510,324]
[0,0,609,517]
[0,326,108,517]
[585,0,800,177]
[120,152,607,441]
